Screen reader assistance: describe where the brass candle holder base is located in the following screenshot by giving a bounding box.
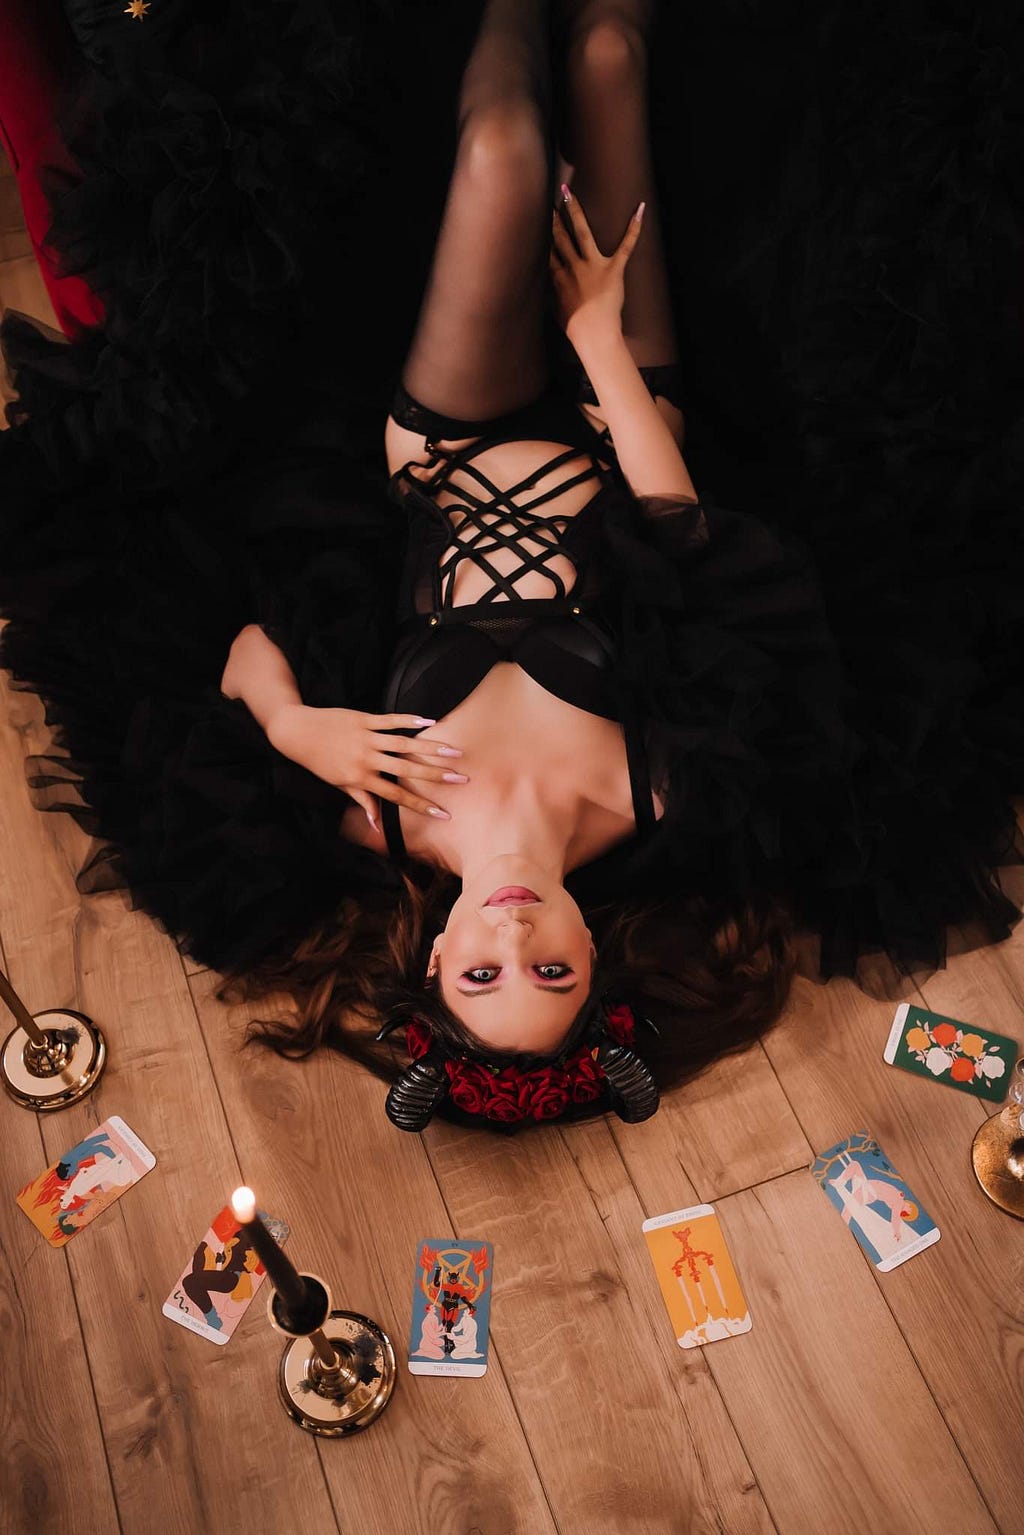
[971,1105,1024,1220]
[1,1008,107,1112]
[268,1274,396,1437]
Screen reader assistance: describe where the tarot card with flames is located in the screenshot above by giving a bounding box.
[407,1238,493,1377]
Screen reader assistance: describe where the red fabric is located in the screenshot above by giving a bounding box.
[0,0,104,338]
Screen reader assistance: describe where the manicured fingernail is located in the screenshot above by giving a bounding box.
[366,810,379,832]
[428,807,451,819]
[634,200,646,222]
[413,716,436,725]
[561,182,572,203]
[436,746,463,757]
[442,772,469,783]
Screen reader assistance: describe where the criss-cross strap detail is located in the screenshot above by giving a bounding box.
[412,433,606,608]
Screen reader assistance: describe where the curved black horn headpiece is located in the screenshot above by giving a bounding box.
[594,1005,660,1123]
[374,1017,408,1044]
[384,1050,451,1133]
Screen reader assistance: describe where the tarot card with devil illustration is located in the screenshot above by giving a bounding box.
[407,1238,493,1376]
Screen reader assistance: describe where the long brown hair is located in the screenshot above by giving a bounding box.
[215,863,798,1123]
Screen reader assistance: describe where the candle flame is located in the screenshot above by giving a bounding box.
[230,1185,257,1224]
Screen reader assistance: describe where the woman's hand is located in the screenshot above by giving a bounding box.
[267,703,467,828]
[549,184,645,346]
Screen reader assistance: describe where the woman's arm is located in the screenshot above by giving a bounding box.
[220,624,465,823]
[569,315,699,503]
[219,624,302,739]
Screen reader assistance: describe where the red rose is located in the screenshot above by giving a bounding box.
[569,1054,604,1103]
[406,1020,433,1060]
[931,1023,958,1048]
[529,1074,571,1119]
[449,1059,494,1092]
[450,1075,487,1114]
[486,1093,526,1123]
[486,1075,525,1110]
[604,1004,637,1046]
[515,1075,537,1114]
[950,1055,976,1083]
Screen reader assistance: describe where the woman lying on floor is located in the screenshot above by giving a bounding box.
[2,0,1021,1132]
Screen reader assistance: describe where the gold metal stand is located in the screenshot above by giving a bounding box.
[971,1101,1024,1220]
[267,1273,396,1436]
[1,963,106,1111]
[971,1057,1024,1219]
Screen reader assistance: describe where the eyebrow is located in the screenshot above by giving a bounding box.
[454,981,579,998]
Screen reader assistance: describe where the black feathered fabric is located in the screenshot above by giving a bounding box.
[1,0,1022,993]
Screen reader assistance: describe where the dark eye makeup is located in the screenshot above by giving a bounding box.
[461,964,573,985]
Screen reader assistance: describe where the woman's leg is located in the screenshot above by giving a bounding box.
[560,2,678,374]
[399,0,554,421]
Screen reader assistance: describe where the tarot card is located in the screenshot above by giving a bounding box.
[811,1130,940,1272]
[162,1205,291,1345]
[16,1115,156,1248]
[642,1205,752,1349]
[407,1237,493,1377]
[884,1002,1016,1103]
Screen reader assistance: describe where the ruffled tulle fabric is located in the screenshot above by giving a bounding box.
[0,0,409,972]
[0,419,406,972]
[4,0,382,476]
[640,0,1024,989]
[0,0,1021,993]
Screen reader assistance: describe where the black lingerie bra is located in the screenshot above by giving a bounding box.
[376,372,682,862]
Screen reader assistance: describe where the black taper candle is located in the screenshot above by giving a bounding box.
[230,1186,309,1323]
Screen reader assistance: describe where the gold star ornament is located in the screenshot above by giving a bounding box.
[124,0,150,18]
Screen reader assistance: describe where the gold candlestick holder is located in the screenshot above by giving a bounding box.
[0,966,106,1111]
[971,1058,1024,1219]
[267,1272,396,1436]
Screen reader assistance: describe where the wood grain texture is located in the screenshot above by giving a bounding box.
[610,1036,813,1204]
[188,967,558,1535]
[1,196,1022,1532]
[764,963,1024,1533]
[0,672,338,1535]
[698,1175,998,1535]
[424,1114,774,1534]
[0,952,121,1535]
[3,597,1024,1535]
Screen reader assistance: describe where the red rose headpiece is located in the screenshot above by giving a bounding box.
[381,1001,659,1132]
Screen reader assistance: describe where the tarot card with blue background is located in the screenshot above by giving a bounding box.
[811,1130,940,1273]
[407,1238,493,1377]
[16,1116,155,1247]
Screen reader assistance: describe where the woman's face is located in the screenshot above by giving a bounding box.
[427,856,594,1054]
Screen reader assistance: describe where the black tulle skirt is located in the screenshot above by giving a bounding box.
[1,0,1022,992]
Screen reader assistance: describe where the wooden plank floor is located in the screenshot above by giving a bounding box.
[2,157,1023,1535]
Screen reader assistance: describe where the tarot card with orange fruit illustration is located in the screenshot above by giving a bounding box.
[884,1003,1017,1102]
